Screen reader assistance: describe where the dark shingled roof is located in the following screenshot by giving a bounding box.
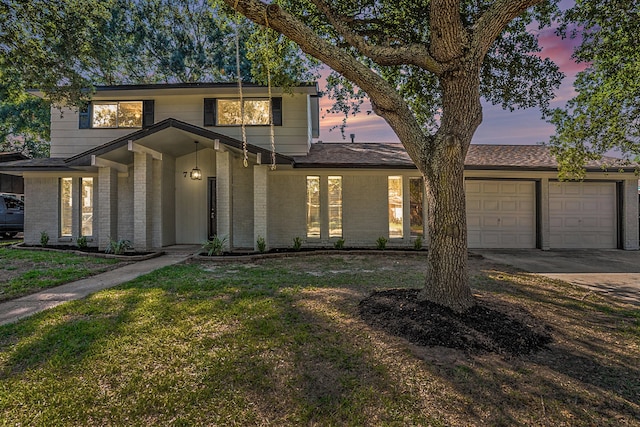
[0,157,75,171]
[293,143,632,171]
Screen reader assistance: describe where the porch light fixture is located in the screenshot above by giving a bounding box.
[190,140,202,180]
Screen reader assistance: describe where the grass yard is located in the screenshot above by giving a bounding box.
[0,247,125,302]
[0,254,638,426]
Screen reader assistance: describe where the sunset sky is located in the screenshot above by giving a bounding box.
[315,4,585,146]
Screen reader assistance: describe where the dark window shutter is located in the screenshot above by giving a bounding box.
[142,100,154,127]
[204,98,216,126]
[79,104,91,129]
[271,97,282,126]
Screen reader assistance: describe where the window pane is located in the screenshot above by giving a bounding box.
[306,176,320,238]
[388,176,403,238]
[92,103,118,128]
[217,99,270,125]
[60,178,73,237]
[243,100,270,124]
[81,178,93,236]
[117,101,143,127]
[410,178,424,237]
[328,176,342,238]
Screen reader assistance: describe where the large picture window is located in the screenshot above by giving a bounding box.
[80,100,154,129]
[388,176,403,238]
[92,101,143,128]
[60,178,73,237]
[217,99,270,125]
[204,98,282,127]
[306,176,320,238]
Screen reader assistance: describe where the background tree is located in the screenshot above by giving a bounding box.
[549,0,640,179]
[223,0,563,311]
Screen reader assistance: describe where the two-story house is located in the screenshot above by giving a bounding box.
[0,82,638,251]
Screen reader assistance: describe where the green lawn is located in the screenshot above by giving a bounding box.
[0,254,638,426]
[0,247,123,302]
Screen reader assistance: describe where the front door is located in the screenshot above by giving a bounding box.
[208,177,217,239]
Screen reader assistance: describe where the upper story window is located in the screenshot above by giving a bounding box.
[92,101,142,128]
[79,100,154,129]
[204,98,282,127]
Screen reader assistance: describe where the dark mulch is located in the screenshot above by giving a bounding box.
[20,244,153,256]
[359,289,552,356]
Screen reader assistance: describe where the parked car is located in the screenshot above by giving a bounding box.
[0,194,24,238]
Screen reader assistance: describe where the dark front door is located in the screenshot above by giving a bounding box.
[208,177,217,239]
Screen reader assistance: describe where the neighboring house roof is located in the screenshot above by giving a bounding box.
[293,142,634,172]
[0,157,77,172]
[0,152,29,163]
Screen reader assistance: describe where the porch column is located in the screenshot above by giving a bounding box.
[253,165,269,251]
[98,166,118,250]
[133,152,152,250]
[151,158,163,249]
[622,179,639,250]
[539,178,550,250]
[216,151,232,248]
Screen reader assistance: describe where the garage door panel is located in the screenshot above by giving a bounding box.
[549,182,616,249]
[467,180,536,249]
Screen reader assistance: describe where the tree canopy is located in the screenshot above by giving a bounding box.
[549,0,640,179]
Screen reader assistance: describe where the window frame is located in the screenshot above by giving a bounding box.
[204,97,282,127]
[388,176,404,239]
[79,100,154,129]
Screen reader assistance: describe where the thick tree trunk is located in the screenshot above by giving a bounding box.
[417,66,482,313]
[419,135,474,312]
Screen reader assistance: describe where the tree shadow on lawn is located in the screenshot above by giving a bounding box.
[354,267,640,424]
[0,258,637,425]
[0,289,149,379]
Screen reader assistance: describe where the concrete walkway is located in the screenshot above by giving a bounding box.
[477,249,640,305]
[0,246,199,326]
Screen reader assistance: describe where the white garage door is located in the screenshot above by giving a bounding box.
[549,182,617,248]
[466,180,536,248]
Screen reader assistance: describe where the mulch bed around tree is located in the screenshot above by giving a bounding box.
[359,288,553,356]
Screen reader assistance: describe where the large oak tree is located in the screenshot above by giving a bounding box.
[223,0,563,311]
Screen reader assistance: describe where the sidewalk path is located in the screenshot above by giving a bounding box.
[0,250,194,326]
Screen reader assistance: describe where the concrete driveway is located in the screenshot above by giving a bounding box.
[476,249,640,305]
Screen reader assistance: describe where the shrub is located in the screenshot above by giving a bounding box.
[413,235,423,250]
[77,235,88,249]
[334,238,345,250]
[106,238,133,255]
[256,236,266,253]
[376,236,387,250]
[292,236,302,251]
[202,235,228,256]
[40,231,49,247]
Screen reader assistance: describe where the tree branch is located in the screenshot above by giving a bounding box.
[308,0,443,74]
[223,0,430,164]
[473,0,545,58]
[429,0,468,63]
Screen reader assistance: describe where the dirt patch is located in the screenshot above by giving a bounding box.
[359,288,552,356]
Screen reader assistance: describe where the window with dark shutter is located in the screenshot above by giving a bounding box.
[272,97,282,126]
[79,104,91,129]
[143,100,154,128]
[204,98,216,126]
